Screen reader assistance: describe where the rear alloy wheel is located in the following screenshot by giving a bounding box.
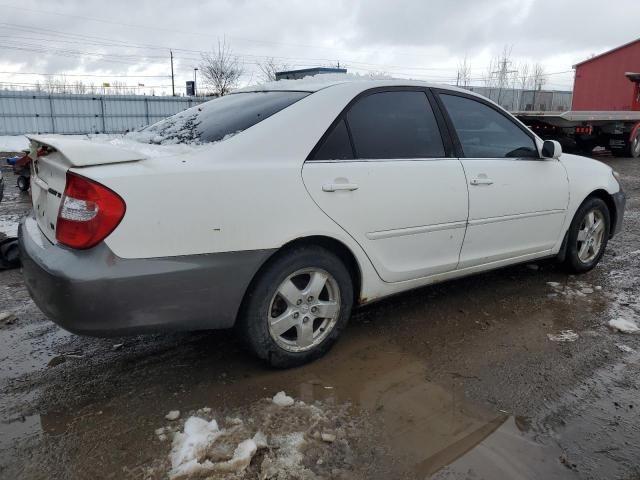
[564,197,610,273]
[268,268,341,353]
[238,245,353,367]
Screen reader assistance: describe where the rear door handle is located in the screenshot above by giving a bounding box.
[322,183,359,192]
[470,178,494,186]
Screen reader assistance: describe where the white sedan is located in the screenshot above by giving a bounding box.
[19,78,625,367]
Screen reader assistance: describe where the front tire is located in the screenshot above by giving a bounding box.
[631,131,640,159]
[237,245,353,368]
[563,197,610,273]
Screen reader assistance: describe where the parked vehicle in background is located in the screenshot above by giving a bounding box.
[515,39,640,158]
[6,152,31,191]
[19,78,625,367]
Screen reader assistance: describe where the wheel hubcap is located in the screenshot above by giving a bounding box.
[576,209,605,263]
[267,268,341,352]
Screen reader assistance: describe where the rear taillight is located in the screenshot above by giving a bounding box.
[56,172,126,249]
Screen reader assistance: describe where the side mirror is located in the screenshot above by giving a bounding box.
[542,140,562,159]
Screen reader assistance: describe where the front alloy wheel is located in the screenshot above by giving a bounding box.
[564,197,610,273]
[576,209,606,264]
[631,132,640,159]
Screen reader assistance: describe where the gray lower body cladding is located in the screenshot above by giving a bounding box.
[19,216,275,336]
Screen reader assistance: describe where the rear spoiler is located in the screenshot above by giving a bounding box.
[26,135,145,167]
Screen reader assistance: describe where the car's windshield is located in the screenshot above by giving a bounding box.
[134,91,309,145]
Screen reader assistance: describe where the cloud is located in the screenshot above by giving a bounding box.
[0,0,637,92]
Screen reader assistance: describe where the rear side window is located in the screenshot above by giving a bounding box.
[440,94,538,158]
[346,91,445,159]
[313,119,354,160]
[135,91,309,145]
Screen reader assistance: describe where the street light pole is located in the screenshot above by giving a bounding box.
[193,68,198,97]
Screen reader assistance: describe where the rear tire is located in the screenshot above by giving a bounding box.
[17,176,30,192]
[237,245,353,368]
[563,197,610,273]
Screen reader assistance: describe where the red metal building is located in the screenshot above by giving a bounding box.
[572,38,640,111]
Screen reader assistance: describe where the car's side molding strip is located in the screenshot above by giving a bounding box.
[367,220,467,240]
[366,209,565,241]
[468,209,566,227]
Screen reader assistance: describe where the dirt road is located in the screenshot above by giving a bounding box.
[1,156,639,479]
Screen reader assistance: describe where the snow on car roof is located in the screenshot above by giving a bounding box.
[235,73,453,94]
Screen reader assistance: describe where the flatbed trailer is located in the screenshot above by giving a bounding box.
[514,111,640,158]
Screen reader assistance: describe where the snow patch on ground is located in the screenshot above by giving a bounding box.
[616,344,636,353]
[159,394,363,479]
[608,318,640,334]
[547,330,579,343]
[0,214,20,238]
[272,391,294,407]
[165,410,181,421]
[0,135,28,152]
[546,280,601,299]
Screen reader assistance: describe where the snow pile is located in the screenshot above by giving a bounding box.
[272,391,294,407]
[0,135,28,152]
[547,330,579,343]
[159,392,363,480]
[608,318,640,334]
[169,416,266,479]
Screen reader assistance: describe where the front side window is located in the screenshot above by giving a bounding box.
[135,91,309,145]
[345,91,445,159]
[440,94,539,159]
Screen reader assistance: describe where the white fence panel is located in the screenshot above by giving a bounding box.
[0,91,207,135]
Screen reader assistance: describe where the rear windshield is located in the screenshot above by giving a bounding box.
[134,91,309,145]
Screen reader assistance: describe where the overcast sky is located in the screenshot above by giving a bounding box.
[0,0,637,95]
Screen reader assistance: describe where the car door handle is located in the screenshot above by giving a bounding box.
[322,183,359,192]
[470,178,494,186]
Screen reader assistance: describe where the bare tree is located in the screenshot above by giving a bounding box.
[531,63,546,90]
[258,57,289,82]
[72,80,87,94]
[199,39,244,96]
[456,55,472,88]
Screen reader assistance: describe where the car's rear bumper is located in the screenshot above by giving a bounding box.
[19,215,275,336]
[611,190,626,236]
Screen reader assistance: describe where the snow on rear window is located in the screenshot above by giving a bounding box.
[133,91,309,145]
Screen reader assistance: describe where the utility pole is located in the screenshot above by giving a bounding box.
[193,68,198,97]
[170,50,175,97]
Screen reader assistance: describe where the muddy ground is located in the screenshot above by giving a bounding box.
[1,155,639,480]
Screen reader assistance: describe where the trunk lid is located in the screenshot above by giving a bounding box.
[26,135,145,244]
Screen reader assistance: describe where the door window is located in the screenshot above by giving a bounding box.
[440,94,539,159]
[346,91,445,159]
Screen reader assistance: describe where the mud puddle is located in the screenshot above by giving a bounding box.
[3,329,586,480]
